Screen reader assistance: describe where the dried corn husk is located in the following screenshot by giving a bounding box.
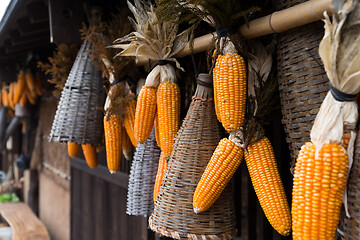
[310,0,360,217]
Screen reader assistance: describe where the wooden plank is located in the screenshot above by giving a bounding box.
[108,183,121,239]
[0,202,50,240]
[94,177,107,240]
[80,171,94,240]
[118,187,128,240]
[240,164,249,240]
[71,158,129,189]
[71,167,81,240]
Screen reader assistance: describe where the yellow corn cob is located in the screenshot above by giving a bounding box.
[153,152,168,203]
[2,86,9,107]
[68,142,81,158]
[19,89,28,106]
[35,72,42,96]
[81,144,98,168]
[134,86,157,143]
[122,127,133,161]
[292,142,348,240]
[124,99,137,147]
[193,138,244,213]
[245,137,291,236]
[26,88,36,105]
[104,115,122,174]
[13,72,25,104]
[213,53,246,132]
[342,133,351,151]
[0,92,2,107]
[154,112,161,148]
[8,82,15,109]
[25,70,36,98]
[157,82,180,157]
[212,53,221,123]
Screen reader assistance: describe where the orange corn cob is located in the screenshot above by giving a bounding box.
[81,144,98,168]
[157,82,180,157]
[68,142,81,158]
[134,86,157,143]
[122,127,133,161]
[25,70,36,98]
[104,115,122,174]
[154,112,161,148]
[245,137,291,236]
[342,133,351,151]
[213,53,246,132]
[35,72,42,96]
[19,90,28,106]
[124,99,137,147]
[13,72,25,104]
[21,120,26,134]
[26,88,36,105]
[8,82,15,109]
[193,138,244,213]
[212,58,221,123]
[292,142,348,240]
[153,152,168,203]
[2,86,9,107]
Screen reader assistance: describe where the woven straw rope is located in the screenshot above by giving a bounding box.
[49,39,105,145]
[127,129,160,217]
[149,82,237,240]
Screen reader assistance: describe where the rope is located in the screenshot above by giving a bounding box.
[329,82,357,102]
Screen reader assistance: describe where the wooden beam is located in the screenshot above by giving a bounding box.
[27,1,49,23]
[3,38,50,55]
[17,17,49,36]
[70,157,129,189]
[0,202,50,240]
[9,29,50,46]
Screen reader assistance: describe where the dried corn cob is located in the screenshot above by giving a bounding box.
[26,88,36,105]
[245,137,291,236]
[292,142,348,240]
[81,144,98,168]
[2,87,8,107]
[342,133,351,151]
[153,152,167,203]
[193,138,243,213]
[154,112,161,148]
[19,90,28,106]
[124,99,137,147]
[213,52,246,132]
[68,142,81,158]
[157,82,180,157]
[8,82,15,109]
[25,70,36,98]
[104,115,122,173]
[14,71,26,104]
[134,86,157,144]
[122,127,133,161]
[35,72,42,96]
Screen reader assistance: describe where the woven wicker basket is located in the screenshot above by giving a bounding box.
[49,39,105,145]
[275,0,330,164]
[343,128,360,239]
[149,74,237,240]
[126,128,160,217]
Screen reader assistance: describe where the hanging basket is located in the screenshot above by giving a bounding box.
[126,128,160,217]
[344,128,360,239]
[149,74,237,240]
[49,39,105,145]
[274,0,330,164]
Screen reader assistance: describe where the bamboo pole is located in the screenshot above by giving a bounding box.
[138,0,332,64]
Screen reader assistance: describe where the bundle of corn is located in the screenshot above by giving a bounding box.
[81,10,135,173]
[292,1,360,239]
[113,0,188,158]
[49,38,105,168]
[126,128,160,217]
[149,74,236,239]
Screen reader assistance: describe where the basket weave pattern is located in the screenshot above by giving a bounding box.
[344,128,360,239]
[149,83,237,239]
[126,129,160,217]
[49,39,105,145]
[275,0,330,163]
